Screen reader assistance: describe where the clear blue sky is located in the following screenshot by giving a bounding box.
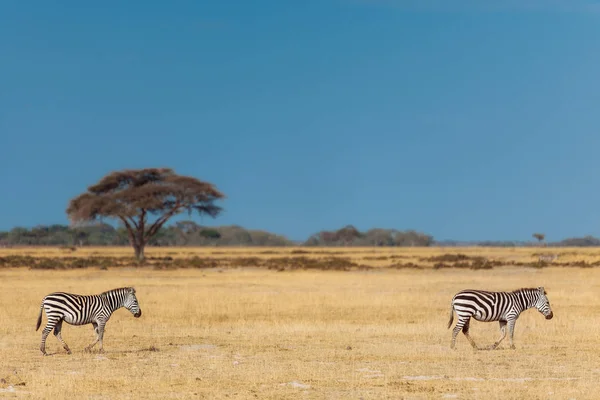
[2,0,600,242]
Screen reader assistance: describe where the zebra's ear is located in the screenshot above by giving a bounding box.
[538,286,546,295]
[129,287,136,294]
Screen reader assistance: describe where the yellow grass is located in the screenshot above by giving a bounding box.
[1,246,599,399]
[3,244,600,266]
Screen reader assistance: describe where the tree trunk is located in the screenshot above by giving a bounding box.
[133,216,147,263]
[134,244,145,262]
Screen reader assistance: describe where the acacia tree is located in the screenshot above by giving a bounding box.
[532,233,546,247]
[66,168,225,261]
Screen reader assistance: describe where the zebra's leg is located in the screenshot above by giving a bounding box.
[85,321,106,353]
[97,322,106,353]
[451,315,478,349]
[508,320,517,349]
[40,314,60,356]
[460,318,480,350]
[53,319,72,355]
[450,320,462,349]
[485,320,507,350]
[85,322,100,352]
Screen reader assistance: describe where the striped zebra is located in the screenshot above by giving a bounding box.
[36,287,142,356]
[538,254,558,263]
[447,286,553,350]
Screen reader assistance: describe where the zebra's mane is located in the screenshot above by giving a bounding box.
[511,287,545,295]
[100,287,135,296]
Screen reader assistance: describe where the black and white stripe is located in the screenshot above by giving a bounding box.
[36,287,142,355]
[538,254,558,263]
[447,286,553,350]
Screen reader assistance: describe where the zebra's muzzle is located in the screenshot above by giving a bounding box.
[134,310,142,318]
[546,311,553,320]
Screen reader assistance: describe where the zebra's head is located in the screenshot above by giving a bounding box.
[124,287,142,318]
[534,286,553,320]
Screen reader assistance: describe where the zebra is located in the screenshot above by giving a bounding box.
[538,254,558,263]
[35,287,142,356]
[447,286,553,350]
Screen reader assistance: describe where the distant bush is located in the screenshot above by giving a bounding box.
[0,222,296,247]
[305,226,434,247]
[199,229,221,239]
[554,236,600,247]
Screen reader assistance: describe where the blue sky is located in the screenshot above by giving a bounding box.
[2,0,600,241]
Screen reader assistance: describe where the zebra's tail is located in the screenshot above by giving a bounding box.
[35,300,44,331]
[447,302,454,329]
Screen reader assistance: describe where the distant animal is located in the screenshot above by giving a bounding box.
[36,287,142,355]
[538,254,558,263]
[447,287,553,350]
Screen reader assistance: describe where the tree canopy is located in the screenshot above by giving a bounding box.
[66,168,225,260]
[532,233,546,246]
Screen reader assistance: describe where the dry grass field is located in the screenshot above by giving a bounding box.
[1,246,600,399]
[5,245,600,265]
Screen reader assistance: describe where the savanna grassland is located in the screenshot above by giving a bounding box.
[1,246,600,399]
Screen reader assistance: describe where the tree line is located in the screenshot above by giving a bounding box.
[0,222,434,248]
[1,222,597,249]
